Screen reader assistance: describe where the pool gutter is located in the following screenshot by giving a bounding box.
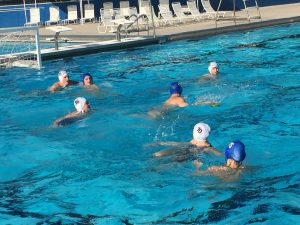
[41,36,165,61]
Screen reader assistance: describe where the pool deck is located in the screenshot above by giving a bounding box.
[39,3,300,60]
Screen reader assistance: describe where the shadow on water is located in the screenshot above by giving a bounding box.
[2,171,299,224]
[147,173,300,225]
[0,169,114,224]
[230,33,300,49]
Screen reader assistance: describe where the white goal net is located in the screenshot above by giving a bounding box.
[0,26,42,69]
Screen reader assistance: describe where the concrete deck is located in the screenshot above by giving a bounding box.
[40,3,300,40]
[36,3,299,60]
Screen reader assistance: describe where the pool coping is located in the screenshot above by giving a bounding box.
[164,16,300,41]
[41,36,162,60]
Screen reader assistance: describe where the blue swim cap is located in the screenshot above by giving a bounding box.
[82,73,93,84]
[225,141,246,162]
[170,82,183,95]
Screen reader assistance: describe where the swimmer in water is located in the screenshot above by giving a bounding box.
[48,70,79,92]
[164,82,188,107]
[193,141,246,179]
[201,62,219,79]
[148,82,187,117]
[148,82,218,117]
[82,73,100,90]
[52,97,91,126]
[152,122,222,160]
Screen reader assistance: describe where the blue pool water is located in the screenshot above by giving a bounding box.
[0,22,299,224]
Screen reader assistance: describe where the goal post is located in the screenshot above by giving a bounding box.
[0,26,42,69]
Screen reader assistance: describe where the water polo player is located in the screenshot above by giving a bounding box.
[52,97,91,126]
[152,122,222,159]
[81,72,99,90]
[48,70,79,92]
[194,141,246,178]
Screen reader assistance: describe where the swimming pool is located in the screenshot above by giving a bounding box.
[0,22,299,224]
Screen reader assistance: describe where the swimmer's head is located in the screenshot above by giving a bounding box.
[74,97,90,113]
[225,141,246,163]
[82,72,93,86]
[170,82,183,95]
[208,62,218,75]
[58,70,69,82]
[193,122,211,141]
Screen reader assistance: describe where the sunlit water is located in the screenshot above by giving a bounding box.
[0,22,299,224]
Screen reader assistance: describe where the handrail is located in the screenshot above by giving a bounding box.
[127,14,149,37]
[116,14,152,41]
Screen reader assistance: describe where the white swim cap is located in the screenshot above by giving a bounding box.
[74,97,87,113]
[208,62,218,74]
[193,123,211,141]
[58,70,68,82]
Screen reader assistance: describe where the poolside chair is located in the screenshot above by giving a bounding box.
[120,1,130,8]
[127,6,148,29]
[24,7,42,27]
[171,2,195,23]
[98,8,118,33]
[119,1,130,17]
[129,7,138,17]
[200,0,228,18]
[120,6,137,21]
[140,6,164,27]
[103,2,113,10]
[45,6,60,26]
[187,0,208,21]
[113,8,125,20]
[139,0,150,10]
[119,1,138,19]
[158,4,180,25]
[102,1,116,22]
[159,0,169,7]
[61,5,78,25]
[138,0,165,27]
[81,4,95,23]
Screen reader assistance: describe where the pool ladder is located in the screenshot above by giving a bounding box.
[243,0,262,22]
[116,14,155,41]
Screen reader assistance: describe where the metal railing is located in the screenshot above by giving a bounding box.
[116,13,156,41]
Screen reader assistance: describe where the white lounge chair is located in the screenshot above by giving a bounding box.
[187,0,207,21]
[102,2,115,22]
[120,1,130,8]
[140,6,164,27]
[45,6,60,26]
[120,0,130,16]
[138,0,165,27]
[158,4,180,25]
[139,0,150,9]
[25,8,42,27]
[98,8,117,33]
[126,6,147,29]
[103,2,113,10]
[61,5,78,25]
[200,0,228,18]
[129,7,138,17]
[81,4,95,23]
[119,6,138,21]
[113,8,123,20]
[171,2,195,23]
[159,0,169,7]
